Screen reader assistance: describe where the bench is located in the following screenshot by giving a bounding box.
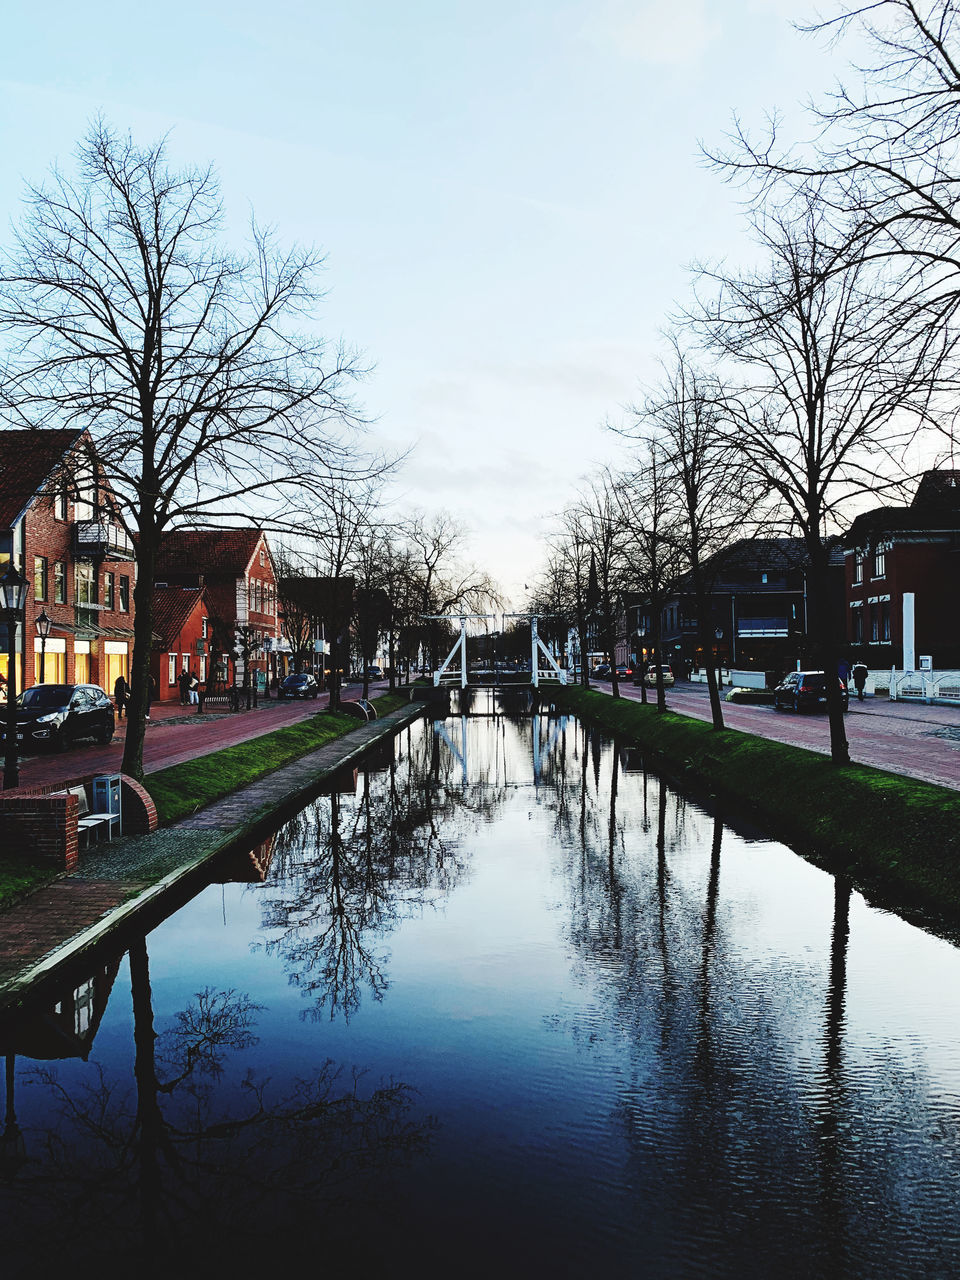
[53,785,115,846]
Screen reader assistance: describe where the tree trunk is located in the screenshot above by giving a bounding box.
[695,585,724,730]
[122,530,158,780]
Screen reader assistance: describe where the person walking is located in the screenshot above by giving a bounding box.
[114,673,128,720]
[188,670,199,705]
[178,668,190,705]
[852,662,869,702]
[838,657,851,689]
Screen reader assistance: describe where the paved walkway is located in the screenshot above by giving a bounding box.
[0,699,423,1015]
[595,680,960,791]
[13,681,386,790]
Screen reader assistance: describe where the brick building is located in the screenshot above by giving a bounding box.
[844,470,960,669]
[154,528,278,688]
[0,428,136,696]
[150,585,210,703]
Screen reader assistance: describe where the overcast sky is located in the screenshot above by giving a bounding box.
[1,1,856,605]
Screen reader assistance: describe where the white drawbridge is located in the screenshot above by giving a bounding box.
[425,613,567,689]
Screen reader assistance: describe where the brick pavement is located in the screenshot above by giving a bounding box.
[595,680,960,791]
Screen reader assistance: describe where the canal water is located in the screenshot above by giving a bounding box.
[2,695,960,1277]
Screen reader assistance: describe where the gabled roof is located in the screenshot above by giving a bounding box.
[844,470,960,545]
[151,585,206,646]
[0,428,85,528]
[156,528,267,578]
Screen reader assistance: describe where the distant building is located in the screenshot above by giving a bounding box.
[150,585,209,702]
[628,537,844,678]
[0,428,136,694]
[843,470,960,669]
[155,528,278,688]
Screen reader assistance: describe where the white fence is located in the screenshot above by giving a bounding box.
[888,669,960,705]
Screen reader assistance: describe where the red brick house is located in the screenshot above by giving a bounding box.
[154,529,278,688]
[0,428,136,696]
[844,470,960,669]
[150,585,210,703]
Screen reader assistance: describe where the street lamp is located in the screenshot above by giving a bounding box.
[35,609,51,684]
[1,562,29,791]
[263,635,273,699]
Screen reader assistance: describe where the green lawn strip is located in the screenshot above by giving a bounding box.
[147,691,411,826]
[555,685,960,919]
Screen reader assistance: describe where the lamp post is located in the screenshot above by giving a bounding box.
[1,563,29,791]
[263,636,273,699]
[35,609,51,684]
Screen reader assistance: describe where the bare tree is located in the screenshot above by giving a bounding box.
[615,445,684,712]
[0,124,367,777]
[407,512,502,670]
[625,340,760,729]
[694,194,935,762]
[569,471,634,700]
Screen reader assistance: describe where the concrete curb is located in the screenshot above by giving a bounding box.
[0,702,426,1017]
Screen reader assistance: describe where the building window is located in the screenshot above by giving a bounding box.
[54,561,66,604]
[75,563,95,606]
[870,605,880,643]
[259,547,265,567]
[873,543,887,578]
[34,556,47,601]
[168,653,177,685]
[853,550,864,585]
[880,600,891,642]
[103,571,115,610]
[851,608,863,643]
[119,575,129,612]
[761,572,768,584]
[201,616,208,639]
[55,487,68,520]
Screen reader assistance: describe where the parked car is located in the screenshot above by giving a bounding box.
[644,665,675,687]
[1,683,115,752]
[365,666,384,681]
[278,672,320,699]
[615,664,634,680]
[594,663,612,679]
[773,670,849,712]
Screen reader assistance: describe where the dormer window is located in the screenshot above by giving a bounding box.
[853,550,864,584]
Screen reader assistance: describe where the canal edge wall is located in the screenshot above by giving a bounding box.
[552,685,960,932]
[0,701,427,1018]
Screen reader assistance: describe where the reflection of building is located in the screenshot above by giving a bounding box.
[843,471,960,668]
[216,835,277,883]
[0,958,120,1062]
[0,428,136,695]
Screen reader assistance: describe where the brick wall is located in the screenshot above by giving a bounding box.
[0,788,79,872]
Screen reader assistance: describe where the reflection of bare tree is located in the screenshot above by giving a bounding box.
[259,722,473,1019]
[0,937,434,1274]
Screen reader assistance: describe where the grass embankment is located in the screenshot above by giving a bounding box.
[556,685,960,922]
[147,692,409,826]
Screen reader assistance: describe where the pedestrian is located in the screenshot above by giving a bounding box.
[188,670,199,705]
[114,673,128,719]
[838,657,850,688]
[178,668,191,705]
[852,661,869,702]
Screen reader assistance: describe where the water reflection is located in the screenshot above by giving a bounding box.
[1,702,960,1276]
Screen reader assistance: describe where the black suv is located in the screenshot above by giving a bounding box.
[773,671,849,713]
[2,683,115,752]
[278,672,320,699]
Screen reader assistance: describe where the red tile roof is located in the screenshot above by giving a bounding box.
[156,528,266,578]
[0,428,85,528]
[151,585,206,647]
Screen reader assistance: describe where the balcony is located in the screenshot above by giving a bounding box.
[72,520,135,561]
[737,616,790,638]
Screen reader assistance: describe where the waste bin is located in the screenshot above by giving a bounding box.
[92,774,122,838]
